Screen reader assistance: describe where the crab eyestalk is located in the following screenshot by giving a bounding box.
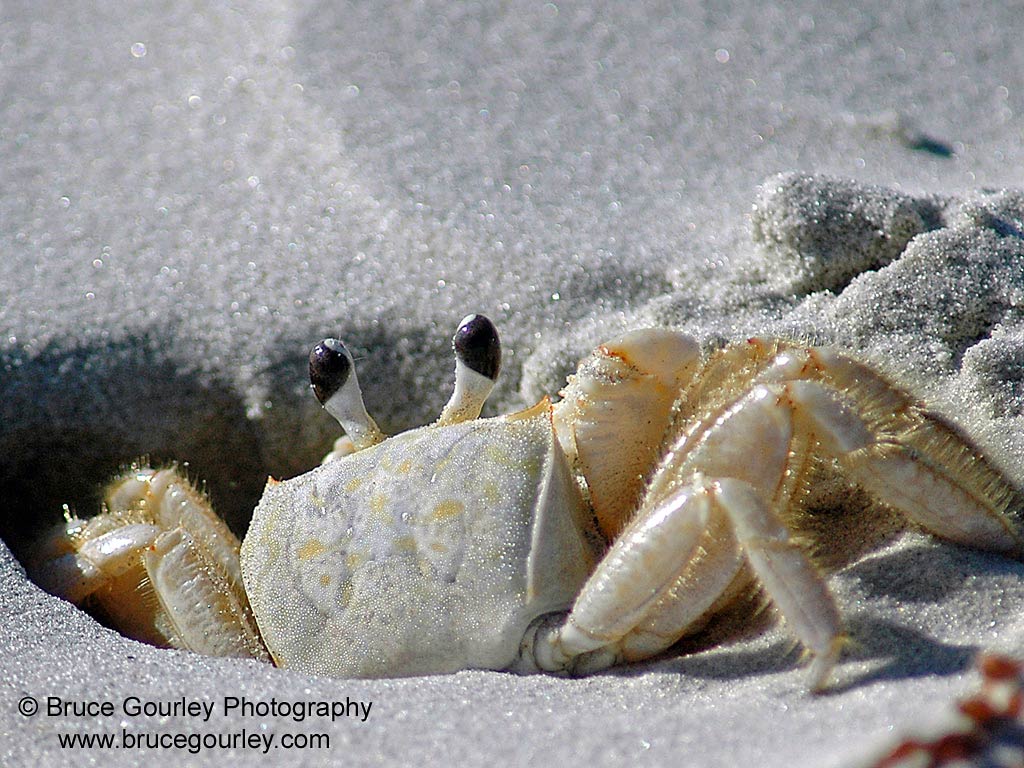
[309,338,385,451]
[437,314,502,425]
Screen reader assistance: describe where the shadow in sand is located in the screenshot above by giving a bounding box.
[0,331,265,549]
[619,612,978,695]
[845,540,1024,604]
[0,318,452,561]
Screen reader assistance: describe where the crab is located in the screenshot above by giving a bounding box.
[30,315,1024,691]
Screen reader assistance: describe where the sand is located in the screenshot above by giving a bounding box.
[2,0,1024,765]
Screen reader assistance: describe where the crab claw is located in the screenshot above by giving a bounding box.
[309,338,385,450]
[437,314,502,425]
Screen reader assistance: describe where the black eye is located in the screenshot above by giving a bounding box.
[453,314,501,381]
[309,339,351,405]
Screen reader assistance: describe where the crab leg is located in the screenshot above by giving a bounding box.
[32,522,162,603]
[535,381,874,688]
[762,347,1024,557]
[143,468,247,591]
[535,479,752,669]
[714,478,844,690]
[534,479,843,689]
[143,527,270,660]
[617,511,747,662]
[843,441,1024,556]
[546,482,717,662]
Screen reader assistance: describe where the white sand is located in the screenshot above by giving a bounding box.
[2,1,1024,765]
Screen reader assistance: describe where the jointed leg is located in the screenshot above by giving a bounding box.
[531,381,854,687]
[530,474,843,689]
[529,366,1015,690]
[31,520,162,603]
[762,346,1024,557]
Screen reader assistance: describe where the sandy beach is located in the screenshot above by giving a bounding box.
[2,1,1024,765]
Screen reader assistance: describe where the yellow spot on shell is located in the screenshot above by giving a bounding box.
[319,574,331,586]
[522,455,542,477]
[344,477,363,492]
[339,581,353,607]
[395,536,417,552]
[397,459,413,473]
[346,552,367,570]
[485,444,511,465]
[369,493,391,524]
[482,481,500,504]
[297,540,327,560]
[427,500,465,522]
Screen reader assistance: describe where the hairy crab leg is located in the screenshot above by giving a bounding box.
[533,381,865,688]
[761,347,1024,558]
[143,527,270,660]
[30,467,237,604]
[436,314,502,425]
[142,468,247,591]
[31,465,269,658]
[31,522,162,603]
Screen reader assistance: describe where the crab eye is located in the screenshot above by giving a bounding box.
[309,339,352,406]
[309,337,384,450]
[436,314,502,426]
[453,314,501,381]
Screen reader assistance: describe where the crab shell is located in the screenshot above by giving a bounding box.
[240,398,601,677]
